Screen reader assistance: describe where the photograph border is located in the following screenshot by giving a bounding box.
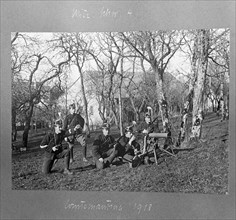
[1,1,235,219]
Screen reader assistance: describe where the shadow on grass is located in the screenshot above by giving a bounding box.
[72,164,96,172]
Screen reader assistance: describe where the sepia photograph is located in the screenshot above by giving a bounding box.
[11,29,230,193]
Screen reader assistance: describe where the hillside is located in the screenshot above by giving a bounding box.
[12,112,229,193]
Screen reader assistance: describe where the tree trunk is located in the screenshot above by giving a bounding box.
[191,29,209,140]
[128,93,140,123]
[154,67,171,134]
[220,74,226,121]
[77,66,90,135]
[12,107,17,141]
[98,101,106,122]
[118,87,123,135]
[22,103,34,149]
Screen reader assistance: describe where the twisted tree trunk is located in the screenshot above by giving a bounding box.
[191,29,210,140]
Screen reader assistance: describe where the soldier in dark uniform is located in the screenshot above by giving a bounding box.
[92,123,116,169]
[141,113,156,134]
[136,113,159,164]
[116,126,141,168]
[92,123,141,169]
[40,120,73,175]
[63,103,88,164]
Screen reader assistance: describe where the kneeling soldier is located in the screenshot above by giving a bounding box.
[40,120,73,175]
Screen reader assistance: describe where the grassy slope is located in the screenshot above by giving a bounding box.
[12,112,229,194]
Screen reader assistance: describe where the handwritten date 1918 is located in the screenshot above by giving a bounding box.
[132,203,152,214]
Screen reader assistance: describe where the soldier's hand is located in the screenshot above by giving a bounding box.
[98,158,104,163]
[142,129,148,134]
[74,124,81,130]
[64,137,68,142]
[52,146,58,151]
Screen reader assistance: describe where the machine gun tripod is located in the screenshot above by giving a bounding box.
[131,132,176,167]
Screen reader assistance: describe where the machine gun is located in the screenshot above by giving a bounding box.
[131,116,176,167]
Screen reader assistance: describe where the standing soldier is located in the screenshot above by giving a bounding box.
[136,113,159,164]
[63,103,88,164]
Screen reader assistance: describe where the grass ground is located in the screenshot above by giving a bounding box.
[12,112,229,193]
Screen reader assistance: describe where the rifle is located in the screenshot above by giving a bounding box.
[50,144,63,161]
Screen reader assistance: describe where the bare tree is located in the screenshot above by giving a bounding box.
[51,33,93,134]
[11,33,71,149]
[207,29,230,120]
[190,29,210,140]
[121,30,184,135]
[87,32,121,127]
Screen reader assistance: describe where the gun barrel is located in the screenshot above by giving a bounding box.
[149,133,168,138]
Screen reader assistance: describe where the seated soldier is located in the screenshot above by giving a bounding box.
[92,123,141,169]
[40,120,73,175]
[92,123,116,169]
[115,126,141,168]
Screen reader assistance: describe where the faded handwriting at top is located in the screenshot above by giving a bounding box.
[72,9,90,19]
[100,7,119,18]
[71,8,133,19]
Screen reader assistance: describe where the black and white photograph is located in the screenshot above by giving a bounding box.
[11,29,230,193]
[1,1,235,220]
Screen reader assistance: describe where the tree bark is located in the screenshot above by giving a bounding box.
[154,67,171,134]
[191,29,210,139]
[22,102,34,149]
[77,65,90,135]
[12,107,17,141]
[219,74,226,121]
[118,87,123,135]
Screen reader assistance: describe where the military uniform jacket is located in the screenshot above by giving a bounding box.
[63,113,85,137]
[116,135,140,154]
[41,131,65,158]
[93,134,115,159]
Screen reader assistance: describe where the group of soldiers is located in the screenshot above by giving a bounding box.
[40,103,158,175]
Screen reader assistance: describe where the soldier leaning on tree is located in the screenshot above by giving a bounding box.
[63,103,88,164]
